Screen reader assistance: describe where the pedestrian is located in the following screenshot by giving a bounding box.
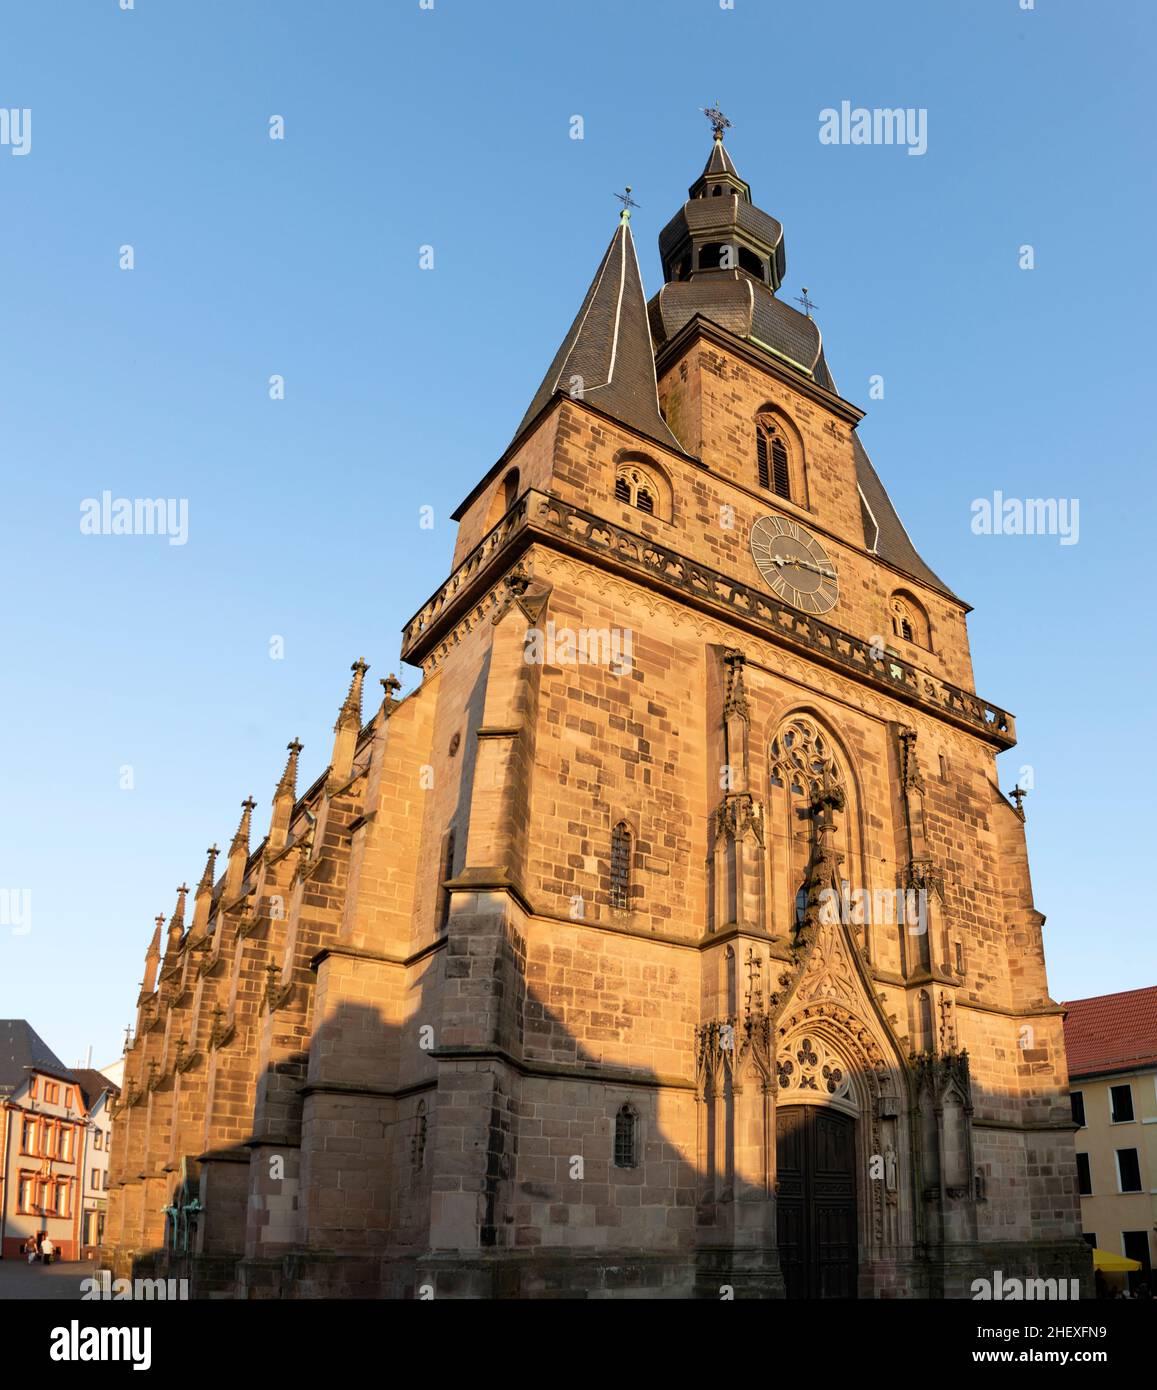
[41,1235,56,1264]
[25,1239,37,1266]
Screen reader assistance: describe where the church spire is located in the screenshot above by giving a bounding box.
[510,211,683,457]
[692,104,748,197]
[330,657,369,787]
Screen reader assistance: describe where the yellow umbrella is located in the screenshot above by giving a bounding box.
[1092,1248,1143,1272]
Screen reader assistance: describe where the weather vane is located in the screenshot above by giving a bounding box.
[701,102,731,140]
[614,185,640,222]
[795,286,819,318]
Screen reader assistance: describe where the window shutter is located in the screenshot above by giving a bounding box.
[772,437,790,499]
[614,476,631,504]
[756,431,769,490]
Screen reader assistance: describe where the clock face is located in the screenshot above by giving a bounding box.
[750,514,839,614]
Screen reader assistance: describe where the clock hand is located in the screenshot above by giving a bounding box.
[770,554,836,580]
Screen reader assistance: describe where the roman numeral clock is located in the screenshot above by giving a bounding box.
[750,514,839,615]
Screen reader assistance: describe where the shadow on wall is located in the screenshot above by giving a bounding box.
[116,938,1090,1301]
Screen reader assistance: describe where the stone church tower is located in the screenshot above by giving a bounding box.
[103,130,1089,1298]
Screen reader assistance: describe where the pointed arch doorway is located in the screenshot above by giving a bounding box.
[776,1105,858,1298]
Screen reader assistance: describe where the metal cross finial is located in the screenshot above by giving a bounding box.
[614,186,639,222]
[1010,785,1028,820]
[795,286,819,318]
[701,102,731,140]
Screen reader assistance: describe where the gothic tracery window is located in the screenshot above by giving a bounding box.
[614,463,658,516]
[889,591,931,649]
[769,717,843,800]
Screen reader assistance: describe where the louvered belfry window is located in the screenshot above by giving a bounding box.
[610,821,631,910]
[757,423,790,500]
[614,462,662,517]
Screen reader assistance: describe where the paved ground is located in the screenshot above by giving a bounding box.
[0,1257,88,1300]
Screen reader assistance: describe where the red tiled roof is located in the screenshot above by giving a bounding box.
[1062,986,1157,1079]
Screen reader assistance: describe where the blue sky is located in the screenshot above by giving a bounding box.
[1,0,1153,1068]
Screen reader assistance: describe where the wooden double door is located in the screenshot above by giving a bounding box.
[775,1105,858,1298]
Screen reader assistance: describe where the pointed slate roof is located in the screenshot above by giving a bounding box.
[0,1020,73,1097]
[702,137,739,179]
[852,435,957,600]
[511,218,683,456]
[651,137,961,604]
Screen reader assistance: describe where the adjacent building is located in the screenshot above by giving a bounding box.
[1064,986,1157,1291]
[72,1068,121,1258]
[0,1023,120,1261]
[0,1021,86,1260]
[102,129,1088,1299]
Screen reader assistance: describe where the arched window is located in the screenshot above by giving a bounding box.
[502,467,520,512]
[738,247,765,281]
[756,418,791,500]
[889,592,931,649]
[614,461,662,518]
[699,242,732,270]
[610,821,632,910]
[613,1104,639,1168]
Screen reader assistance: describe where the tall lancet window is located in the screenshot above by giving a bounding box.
[614,1104,639,1168]
[610,821,632,910]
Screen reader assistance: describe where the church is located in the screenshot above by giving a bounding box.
[102,119,1089,1298]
